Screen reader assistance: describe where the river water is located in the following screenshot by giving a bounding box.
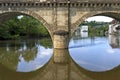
[0,32,120,80]
[69,34,120,72]
[0,38,53,72]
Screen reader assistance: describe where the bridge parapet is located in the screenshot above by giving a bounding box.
[0,1,120,10]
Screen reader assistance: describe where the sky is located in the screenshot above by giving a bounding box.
[86,16,114,22]
[18,15,23,19]
[18,15,114,22]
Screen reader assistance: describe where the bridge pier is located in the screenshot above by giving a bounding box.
[53,49,69,63]
[53,30,69,49]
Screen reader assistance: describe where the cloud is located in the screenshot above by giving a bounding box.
[86,16,113,22]
[106,49,115,54]
[38,48,53,58]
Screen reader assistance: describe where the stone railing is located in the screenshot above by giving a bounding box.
[0,0,120,8]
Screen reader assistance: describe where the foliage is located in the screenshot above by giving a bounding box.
[39,37,53,48]
[0,16,49,40]
[80,21,109,36]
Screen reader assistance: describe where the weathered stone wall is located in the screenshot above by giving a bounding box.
[53,49,69,63]
[53,30,69,48]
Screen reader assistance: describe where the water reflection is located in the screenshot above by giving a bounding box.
[54,49,69,63]
[69,32,120,72]
[0,38,53,72]
[0,49,120,80]
[81,32,88,38]
[109,34,120,48]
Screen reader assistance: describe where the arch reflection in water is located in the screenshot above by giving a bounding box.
[0,49,93,80]
[0,38,53,72]
[69,31,120,72]
[1,49,120,80]
[54,49,69,63]
[109,34,120,48]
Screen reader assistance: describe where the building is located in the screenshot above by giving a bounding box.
[109,20,120,34]
[81,26,88,32]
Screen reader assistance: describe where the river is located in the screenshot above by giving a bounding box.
[0,38,53,72]
[0,32,120,80]
[69,33,120,72]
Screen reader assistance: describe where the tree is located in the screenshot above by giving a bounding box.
[0,15,49,40]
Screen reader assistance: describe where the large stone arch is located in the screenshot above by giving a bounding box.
[71,11,120,37]
[0,10,53,40]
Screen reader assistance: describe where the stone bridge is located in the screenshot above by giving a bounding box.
[1,0,120,48]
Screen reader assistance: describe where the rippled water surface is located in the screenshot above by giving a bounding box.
[0,38,53,72]
[69,34,120,72]
[1,32,120,80]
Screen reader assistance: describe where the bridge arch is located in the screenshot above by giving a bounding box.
[71,11,120,36]
[0,10,53,40]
